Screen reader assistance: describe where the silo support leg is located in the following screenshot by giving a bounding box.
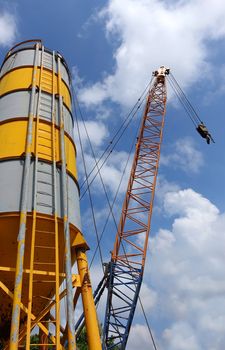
[76,249,102,350]
[0,281,58,348]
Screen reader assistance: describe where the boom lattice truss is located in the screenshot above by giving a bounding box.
[103,68,168,349]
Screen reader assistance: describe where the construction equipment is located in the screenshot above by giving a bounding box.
[100,66,214,349]
[102,66,169,349]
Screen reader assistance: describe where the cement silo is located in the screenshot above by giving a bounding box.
[0,40,101,350]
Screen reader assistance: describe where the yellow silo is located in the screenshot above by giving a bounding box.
[0,40,101,350]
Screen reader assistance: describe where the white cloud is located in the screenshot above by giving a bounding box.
[72,65,84,87]
[98,150,132,193]
[127,324,155,350]
[79,0,225,108]
[160,137,204,173]
[74,120,109,149]
[139,188,225,350]
[163,322,200,350]
[81,150,132,196]
[139,283,158,313]
[155,176,180,203]
[0,12,17,46]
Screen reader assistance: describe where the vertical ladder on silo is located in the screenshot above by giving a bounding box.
[26,45,61,349]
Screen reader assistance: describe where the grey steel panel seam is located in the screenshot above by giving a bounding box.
[0,54,70,86]
[0,88,74,125]
[1,46,71,83]
[0,159,81,227]
[0,157,80,192]
[0,90,74,126]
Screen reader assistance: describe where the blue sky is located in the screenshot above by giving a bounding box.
[1,1,225,349]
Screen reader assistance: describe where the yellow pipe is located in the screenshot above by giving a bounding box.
[9,44,40,350]
[57,57,76,350]
[26,210,37,349]
[52,57,61,349]
[76,249,102,350]
[0,66,71,110]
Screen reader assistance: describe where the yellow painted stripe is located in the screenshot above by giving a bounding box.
[0,120,77,179]
[0,67,71,110]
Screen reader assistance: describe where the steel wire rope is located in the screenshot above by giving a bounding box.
[138,297,159,350]
[72,86,152,282]
[73,97,104,272]
[78,79,152,191]
[89,131,137,269]
[167,76,197,126]
[72,86,142,264]
[78,100,139,191]
[72,86,135,345]
[72,81,159,350]
[170,73,202,124]
[73,79,153,198]
[79,90,149,201]
[74,89,143,345]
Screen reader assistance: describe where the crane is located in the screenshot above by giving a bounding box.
[74,65,214,349]
[102,66,169,349]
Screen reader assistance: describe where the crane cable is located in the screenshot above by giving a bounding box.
[74,92,145,345]
[167,73,202,127]
[89,129,137,268]
[73,86,129,260]
[72,85,143,268]
[78,78,153,199]
[139,297,159,350]
[170,73,202,124]
[79,78,152,191]
[167,77,196,126]
[73,87,104,272]
[72,81,159,349]
[72,80,152,269]
[73,83,139,274]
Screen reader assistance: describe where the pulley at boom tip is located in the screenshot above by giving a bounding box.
[153,65,170,84]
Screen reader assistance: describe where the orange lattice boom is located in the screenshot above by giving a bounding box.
[103,66,170,350]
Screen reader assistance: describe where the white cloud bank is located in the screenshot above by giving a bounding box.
[79,0,225,108]
[127,188,225,350]
[78,150,133,197]
[0,12,17,46]
[160,137,204,174]
[74,120,109,148]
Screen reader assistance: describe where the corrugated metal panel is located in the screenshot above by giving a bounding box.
[0,67,72,111]
[0,50,39,77]
[0,91,74,137]
[0,119,77,179]
[0,160,81,229]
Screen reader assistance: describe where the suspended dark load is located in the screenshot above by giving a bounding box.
[196,122,215,144]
